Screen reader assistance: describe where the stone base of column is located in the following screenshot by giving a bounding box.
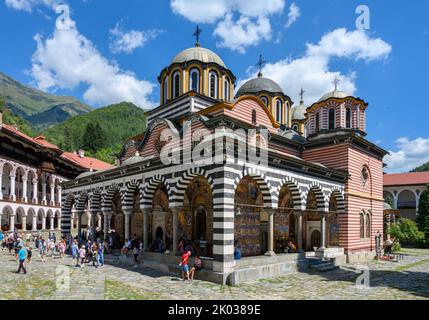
[264,251,276,257]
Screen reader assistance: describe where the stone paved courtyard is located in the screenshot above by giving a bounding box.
[1,248,428,300]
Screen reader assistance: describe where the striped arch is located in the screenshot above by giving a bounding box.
[234,167,274,209]
[122,179,142,210]
[61,192,78,235]
[275,176,304,210]
[170,168,214,208]
[101,184,123,212]
[76,191,90,213]
[306,182,327,211]
[141,175,170,209]
[90,188,102,213]
[328,188,346,213]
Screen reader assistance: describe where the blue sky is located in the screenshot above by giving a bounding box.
[0,0,428,173]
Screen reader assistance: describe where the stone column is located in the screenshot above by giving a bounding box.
[87,212,92,228]
[10,214,15,232]
[57,185,62,206]
[32,214,37,231]
[103,212,109,238]
[22,178,28,203]
[21,215,27,231]
[124,210,131,241]
[77,212,82,241]
[50,216,55,231]
[42,215,46,230]
[32,179,38,204]
[393,194,398,210]
[107,213,112,230]
[50,182,55,206]
[143,210,149,251]
[320,213,327,249]
[97,214,102,229]
[265,209,276,256]
[42,182,47,205]
[10,175,16,201]
[297,212,303,252]
[172,208,179,255]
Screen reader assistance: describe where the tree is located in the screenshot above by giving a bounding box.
[389,218,425,246]
[417,185,429,243]
[81,122,106,153]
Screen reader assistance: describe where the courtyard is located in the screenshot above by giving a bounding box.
[0,248,428,300]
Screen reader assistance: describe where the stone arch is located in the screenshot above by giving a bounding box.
[141,175,171,210]
[61,193,77,235]
[15,207,26,229]
[328,188,345,213]
[90,188,102,213]
[306,183,326,211]
[275,176,303,210]
[171,168,214,208]
[1,205,14,230]
[234,167,274,209]
[122,179,141,210]
[101,184,123,212]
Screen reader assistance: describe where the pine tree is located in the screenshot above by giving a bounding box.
[81,122,106,153]
[416,184,429,244]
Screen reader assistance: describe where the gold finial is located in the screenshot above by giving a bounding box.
[255,54,267,78]
[193,25,202,47]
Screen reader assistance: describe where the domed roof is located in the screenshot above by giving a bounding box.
[172,47,226,68]
[291,102,307,121]
[76,171,95,179]
[384,202,393,210]
[236,77,284,97]
[122,155,143,166]
[318,90,350,102]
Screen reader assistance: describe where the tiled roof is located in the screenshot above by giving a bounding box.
[62,152,113,171]
[384,172,429,186]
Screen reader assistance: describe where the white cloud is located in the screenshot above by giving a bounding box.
[5,0,60,12]
[30,5,155,108]
[285,2,300,28]
[238,28,391,104]
[384,137,429,173]
[109,22,163,54]
[170,0,285,53]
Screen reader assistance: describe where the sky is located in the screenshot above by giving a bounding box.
[0,0,428,173]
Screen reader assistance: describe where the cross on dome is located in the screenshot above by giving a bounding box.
[299,87,305,104]
[193,25,202,47]
[255,54,267,78]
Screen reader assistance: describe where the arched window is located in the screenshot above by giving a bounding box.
[329,109,335,130]
[172,71,181,99]
[224,78,230,101]
[315,112,320,132]
[252,110,257,125]
[365,212,371,238]
[209,71,218,99]
[276,99,283,124]
[260,96,268,106]
[163,76,168,104]
[292,124,299,132]
[360,212,365,239]
[189,68,200,93]
[346,107,352,128]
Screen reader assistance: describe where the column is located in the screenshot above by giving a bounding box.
[143,211,149,251]
[416,194,421,214]
[22,178,28,203]
[265,209,275,256]
[10,175,16,201]
[10,214,15,232]
[50,182,55,206]
[393,194,398,209]
[172,208,179,255]
[57,185,62,206]
[97,214,102,229]
[103,212,109,239]
[32,214,37,231]
[124,210,131,241]
[87,212,92,228]
[77,212,82,241]
[42,215,46,230]
[32,179,38,204]
[0,173,3,200]
[107,213,112,230]
[320,213,327,249]
[42,182,47,205]
[21,215,27,231]
[50,215,55,231]
[297,212,303,252]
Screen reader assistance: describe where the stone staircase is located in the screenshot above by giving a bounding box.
[308,257,339,272]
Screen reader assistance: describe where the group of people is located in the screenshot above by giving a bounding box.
[178,251,202,281]
[70,239,105,268]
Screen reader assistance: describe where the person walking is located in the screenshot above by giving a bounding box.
[132,244,140,267]
[16,245,27,274]
[179,251,191,281]
[39,238,46,262]
[97,243,104,267]
[26,247,33,264]
[78,245,86,268]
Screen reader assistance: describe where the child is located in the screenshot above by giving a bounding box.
[78,245,86,268]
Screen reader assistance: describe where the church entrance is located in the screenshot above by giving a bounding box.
[310,230,321,249]
[111,191,125,248]
[275,185,295,253]
[150,183,172,252]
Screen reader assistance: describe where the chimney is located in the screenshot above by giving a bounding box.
[78,149,85,158]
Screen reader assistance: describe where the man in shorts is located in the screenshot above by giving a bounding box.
[179,251,191,281]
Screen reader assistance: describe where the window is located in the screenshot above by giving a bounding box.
[163,76,168,104]
[365,213,371,238]
[172,71,181,99]
[315,112,320,132]
[329,109,335,130]
[361,167,369,188]
[252,110,257,125]
[209,71,218,98]
[189,69,200,93]
[292,124,299,132]
[260,96,268,106]
[224,78,230,101]
[360,212,365,239]
[276,99,283,124]
[346,108,352,128]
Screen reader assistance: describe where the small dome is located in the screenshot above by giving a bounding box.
[384,202,393,210]
[76,171,95,179]
[292,102,307,121]
[172,47,226,68]
[318,90,350,102]
[122,155,143,166]
[236,77,284,97]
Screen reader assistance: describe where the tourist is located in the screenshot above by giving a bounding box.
[234,241,241,260]
[132,244,140,266]
[287,241,297,253]
[92,244,99,268]
[7,235,14,254]
[179,250,191,281]
[97,242,105,267]
[121,239,130,256]
[16,245,27,274]
[71,240,78,265]
[189,255,202,281]
[26,246,32,264]
[78,245,86,268]
[39,238,46,262]
[59,240,66,259]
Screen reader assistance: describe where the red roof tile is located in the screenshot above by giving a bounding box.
[384,172,429,187]
[61,152,113,171]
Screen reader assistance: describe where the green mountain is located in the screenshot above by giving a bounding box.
[0,99,35,137]
[44,102,147,164]
[0,72,92,130]
[412,162,429,173]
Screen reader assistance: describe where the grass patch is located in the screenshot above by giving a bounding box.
[395,259,429,272]
[1,276,56,300]
[104,279,166,300]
